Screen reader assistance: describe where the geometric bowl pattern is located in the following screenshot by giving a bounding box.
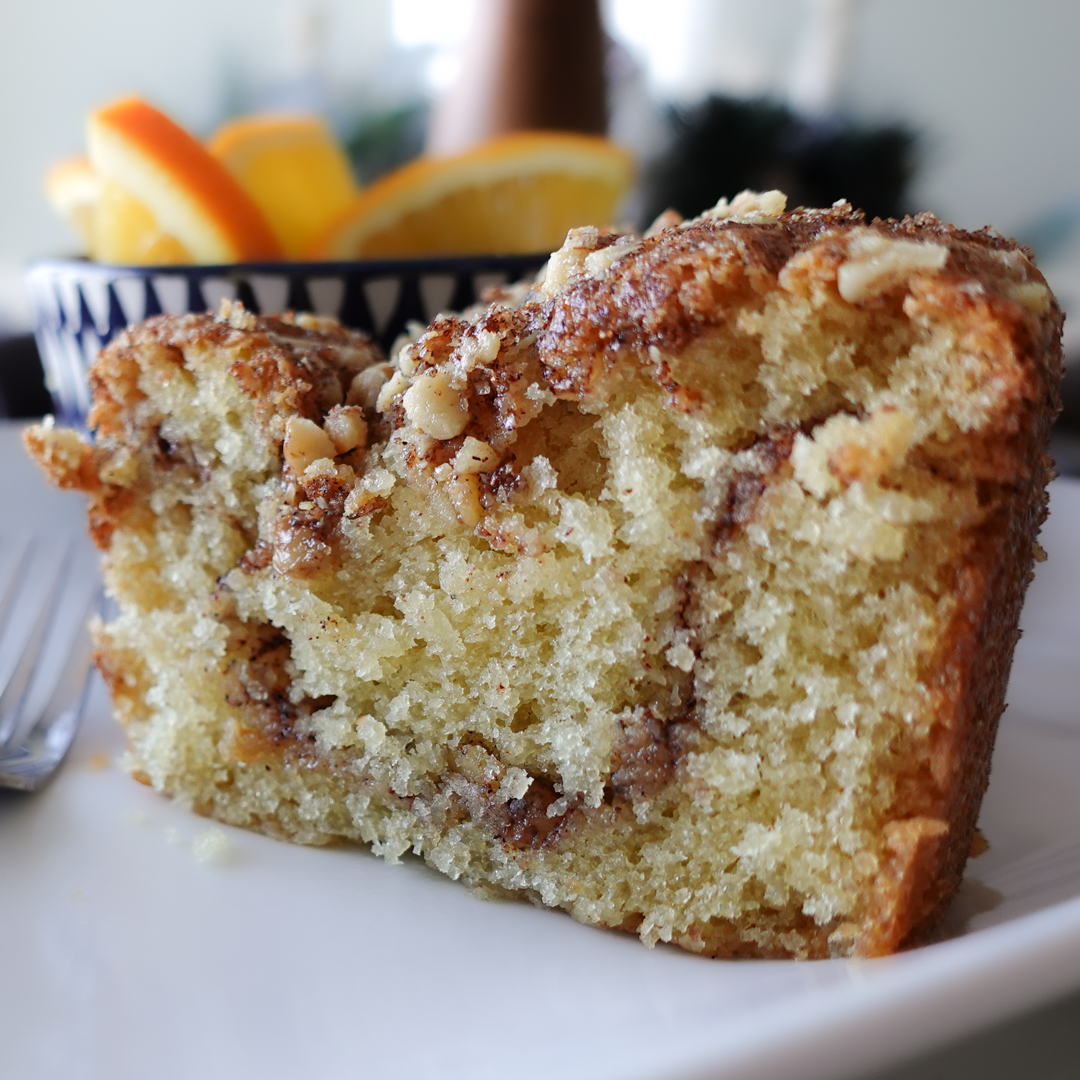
[26,253,548,427]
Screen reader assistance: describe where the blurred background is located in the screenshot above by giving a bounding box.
[2,0,1080,467]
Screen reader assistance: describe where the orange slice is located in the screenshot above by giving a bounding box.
[312,131,634,259]
[91,180,194,265]
[87,97,283,264]
[44,156,102,251]
[45,150,193,263]
[208,114,359,259]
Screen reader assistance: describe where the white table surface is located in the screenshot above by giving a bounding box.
[2,419,1079,1080]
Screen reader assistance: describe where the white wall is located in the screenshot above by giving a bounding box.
[851,0,1080,239]
[609,0,1080,237]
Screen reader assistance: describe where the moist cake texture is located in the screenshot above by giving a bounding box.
[27,192,1062,958]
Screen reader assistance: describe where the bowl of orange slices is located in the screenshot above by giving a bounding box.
[29,97,634,424]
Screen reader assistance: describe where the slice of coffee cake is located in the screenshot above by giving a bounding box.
[27,194,1061,958]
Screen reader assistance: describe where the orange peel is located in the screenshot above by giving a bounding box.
[87,97,282,263]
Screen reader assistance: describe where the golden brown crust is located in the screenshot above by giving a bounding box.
[855,254,1061,955]
[869,438,1056,954]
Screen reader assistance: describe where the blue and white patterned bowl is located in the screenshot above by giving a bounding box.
[26,254,548,427]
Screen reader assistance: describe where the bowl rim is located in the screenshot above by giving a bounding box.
[27,252,552,278]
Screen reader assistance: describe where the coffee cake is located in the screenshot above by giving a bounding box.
[26,193,1062,958]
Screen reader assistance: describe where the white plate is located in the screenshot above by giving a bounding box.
[3,423,1080,1080]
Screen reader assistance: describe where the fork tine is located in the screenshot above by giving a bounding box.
[0,535,33,642]
[0,540,75,748]
[0,584,98,791]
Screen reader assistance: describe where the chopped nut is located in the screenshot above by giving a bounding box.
[524,381,556,407]
[402,370,469,440]
[584,236,643,278]
[541,226,602,297]
[445,473,482,528]
[376,370,410,412]
[293,312,341,333]
[283,416,335,474]
[453,436,500,475]
[458,329,502,372]
[302,457,337,481]
[397,345,421,377]
[837,232,947,304]
[1008,281,1050,315]
[701,189,786,224]
[323,405,368,454]
[347,363,395,411]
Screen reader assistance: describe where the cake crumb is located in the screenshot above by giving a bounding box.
[192,826,232,864]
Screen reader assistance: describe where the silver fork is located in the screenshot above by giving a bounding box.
[0,535,100,791]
